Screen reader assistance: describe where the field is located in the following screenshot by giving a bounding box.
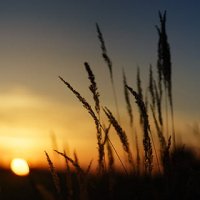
[1,154,200,200]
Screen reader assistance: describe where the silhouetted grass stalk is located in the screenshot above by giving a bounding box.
[107,137,128,175]
[45,151,62,199]
[84,62,105,173]
[63,150,73,200]
[136,68,161,173]
[149,65,167,171]
[126,85,157,174]
[96,23,121,123]
[103,107,133,166]
[123,69,140,173]
[123,69,133,126]
[156,11,175,149]
[103,123,128,174]
[84,62,100,116]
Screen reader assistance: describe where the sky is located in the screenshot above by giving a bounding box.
[0,0,199,169]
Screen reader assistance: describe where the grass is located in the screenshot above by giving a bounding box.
[42,11,200,200]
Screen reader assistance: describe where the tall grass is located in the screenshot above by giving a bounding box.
[53,10,176,175]
[43,11,200,200]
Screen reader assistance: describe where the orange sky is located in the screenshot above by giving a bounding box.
[0,85,198,171]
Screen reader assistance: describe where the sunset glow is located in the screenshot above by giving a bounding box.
[10,158,30,176]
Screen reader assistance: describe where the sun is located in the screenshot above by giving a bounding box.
[10,158,30,176]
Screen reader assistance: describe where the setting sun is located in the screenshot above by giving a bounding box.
[10,158,30,176]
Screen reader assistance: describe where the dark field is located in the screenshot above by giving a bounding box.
[0,168,54,200]
[1,148,200,200]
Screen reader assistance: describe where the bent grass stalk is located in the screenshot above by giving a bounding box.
[55,150,84,174]
[59,76,104,172]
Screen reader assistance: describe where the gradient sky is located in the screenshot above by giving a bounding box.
[0,0,199,169]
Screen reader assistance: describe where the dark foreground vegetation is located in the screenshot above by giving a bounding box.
[0,11,199,200]
[0,168,53,200]
[1,150,200,200]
